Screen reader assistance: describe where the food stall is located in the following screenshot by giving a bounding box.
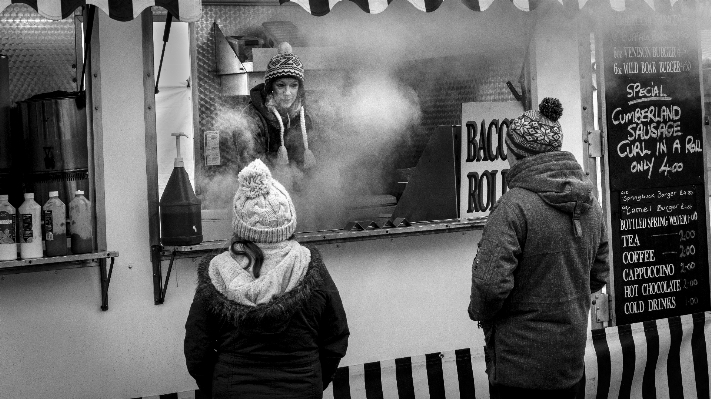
[0,0,710,397]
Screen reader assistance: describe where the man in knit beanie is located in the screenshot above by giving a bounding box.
[469,98,609,399]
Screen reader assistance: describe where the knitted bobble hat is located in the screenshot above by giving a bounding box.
[264,42,304,90]
[232,159,297,243]
[506,97,564,159]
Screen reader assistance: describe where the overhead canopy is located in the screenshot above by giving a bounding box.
[280,0,691,16]
[0,0,201,21]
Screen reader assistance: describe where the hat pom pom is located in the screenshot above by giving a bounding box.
[237,159,272,198]
[276,145,289,165]
[539,97,563,122]
[277,42,293,55]
[303,148,316,169]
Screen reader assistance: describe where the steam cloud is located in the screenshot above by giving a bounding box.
[200,68,422,232]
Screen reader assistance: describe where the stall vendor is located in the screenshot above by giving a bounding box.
[244,42,317,170]
[202,43,318,210]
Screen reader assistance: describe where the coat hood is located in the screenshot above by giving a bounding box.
[195,246,324,334]
[506,151,595,236]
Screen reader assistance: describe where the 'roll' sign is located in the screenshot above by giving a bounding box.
[460,102,523,219]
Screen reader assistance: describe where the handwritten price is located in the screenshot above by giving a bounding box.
[679,244,696,257]
[679,229,696,241]
[679,261,696,273]
[683,278,698,289]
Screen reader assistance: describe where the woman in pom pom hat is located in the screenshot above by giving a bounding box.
[468,98,609,398]
[220,42,318,173]
[184,159,349,398]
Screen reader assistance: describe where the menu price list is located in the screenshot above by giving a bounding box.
[612,185,709,325]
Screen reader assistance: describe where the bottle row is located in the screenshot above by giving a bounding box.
[0,190,94,261]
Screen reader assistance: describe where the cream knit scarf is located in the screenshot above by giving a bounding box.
[208,240,311,307]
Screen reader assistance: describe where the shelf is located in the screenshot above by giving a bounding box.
[0,251,119,311]
[162,218,486,256]
[151,218,486,305]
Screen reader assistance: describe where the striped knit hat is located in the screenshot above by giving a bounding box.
[232,159,296,243]
[264,42,304,91]
[506,97,563,159]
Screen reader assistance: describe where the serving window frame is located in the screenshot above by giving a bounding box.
[141,1,545,305]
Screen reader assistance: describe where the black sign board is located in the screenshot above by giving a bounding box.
[611,186,709,324]
[603,12,703,189]
[602,9,710,325]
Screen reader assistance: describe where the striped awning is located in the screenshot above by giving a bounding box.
[0,0,202,21]
[281,0,693,16]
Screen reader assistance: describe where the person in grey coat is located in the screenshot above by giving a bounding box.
[468,98,609,399]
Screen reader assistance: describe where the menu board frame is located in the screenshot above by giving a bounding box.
[596,5,711,326]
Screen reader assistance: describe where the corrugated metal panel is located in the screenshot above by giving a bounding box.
[195,5,295,144]
[0,4,76,104]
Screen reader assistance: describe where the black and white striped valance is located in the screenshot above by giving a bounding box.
[0,0,201,21]
[280,0,696,16]
[135,312,711,398]
[322,312,711,399]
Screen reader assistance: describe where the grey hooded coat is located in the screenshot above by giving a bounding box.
[468,151,609,390]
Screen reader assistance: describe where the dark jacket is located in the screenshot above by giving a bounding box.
[468,151,609,390]
[247,83,314,168]
[184,247,349,399]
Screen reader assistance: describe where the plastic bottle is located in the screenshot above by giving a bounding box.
[43,191,67,257]
[68,190,93,254]
[0,194,17,261]
[18,193,43,259]
[159,133,202,246]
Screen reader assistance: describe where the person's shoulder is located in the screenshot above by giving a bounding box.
[303,245,338,290]
[495,187,537,209]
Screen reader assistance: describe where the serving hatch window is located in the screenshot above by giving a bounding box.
[188,1,530,238]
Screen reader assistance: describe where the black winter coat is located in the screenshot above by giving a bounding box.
[184,247,349,399]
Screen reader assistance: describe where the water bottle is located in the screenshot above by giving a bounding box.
[0,194,17,261]
[19,193,43,259]
[43,191,67,257]
[68,190,93,254]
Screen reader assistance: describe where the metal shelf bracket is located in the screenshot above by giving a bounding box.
[100,256,116,311]
[0,251,119,311]
[152,244,177,305]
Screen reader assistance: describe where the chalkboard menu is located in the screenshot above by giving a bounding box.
[603,11,703,189]
[611,186,709,325]
[603,9,710,325]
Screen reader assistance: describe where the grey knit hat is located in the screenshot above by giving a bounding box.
[506,97,564,159]
[232,159,296,243]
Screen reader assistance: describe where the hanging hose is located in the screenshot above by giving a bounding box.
[155,13,173,94]
[80,5,95,94]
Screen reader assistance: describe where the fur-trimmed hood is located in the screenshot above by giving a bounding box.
[195,246,325,334]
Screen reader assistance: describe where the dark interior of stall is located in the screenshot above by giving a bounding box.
[195,16,522,235]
